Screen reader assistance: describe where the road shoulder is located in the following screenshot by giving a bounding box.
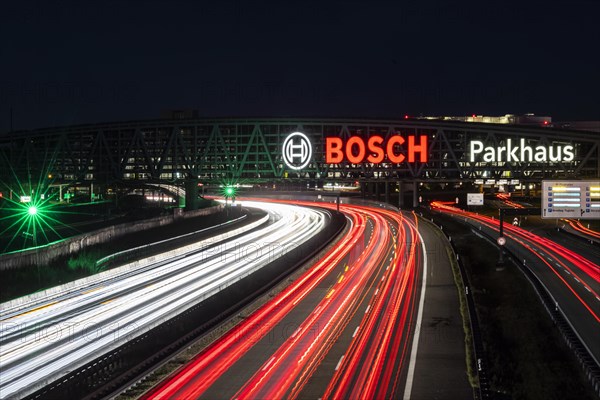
[409,218,472,399]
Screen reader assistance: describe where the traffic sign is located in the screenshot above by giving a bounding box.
[497,236,506,246]
[542,180,599,220]
[467,193,484,206]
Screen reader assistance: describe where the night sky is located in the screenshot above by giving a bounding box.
[1,0,598,132]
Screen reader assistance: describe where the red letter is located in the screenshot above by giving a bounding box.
[367,136,384,163]
[346,137,366,164]
[408,135,428,162]
[326,137,343,163]
[386,136,405,163]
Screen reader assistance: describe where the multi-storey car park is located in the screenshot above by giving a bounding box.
[0,117,598,208]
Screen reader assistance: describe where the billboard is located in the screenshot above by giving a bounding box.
[542,180,600,219]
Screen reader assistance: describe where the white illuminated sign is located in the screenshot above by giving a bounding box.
[282,132,312,170]
[20,196,31,203]
[542,180,600,219]
[470,139,574,163]
[467,193,484,206]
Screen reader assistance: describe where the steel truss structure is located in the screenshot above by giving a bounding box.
[0,118,598,188]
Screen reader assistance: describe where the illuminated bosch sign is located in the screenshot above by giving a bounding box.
[470,138,574,163]
[282,132,313,170]
[283,133,574,170]
[325,135,429,164]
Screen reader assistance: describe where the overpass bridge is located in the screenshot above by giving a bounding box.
[1,118,598,207]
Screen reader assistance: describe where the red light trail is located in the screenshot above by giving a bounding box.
[431,202,600,325]
[496,193,525,209]
[564,218,600,240]
[143,200,424,399]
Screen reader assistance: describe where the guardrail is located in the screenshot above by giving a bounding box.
[0,205,224,270]
[95,213,249,269]
[470,226,600,397]
[437,214,600,398]
[1,212,266,315]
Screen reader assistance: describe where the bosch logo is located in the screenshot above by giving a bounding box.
[282,132,312,170]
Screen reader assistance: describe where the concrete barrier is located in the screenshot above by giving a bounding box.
[1,212,269,314]
[0,205,223,271]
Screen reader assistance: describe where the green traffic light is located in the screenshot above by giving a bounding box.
[223,186,237,198]
[1,170,81,252]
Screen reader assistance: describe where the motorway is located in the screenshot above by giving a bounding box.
[431,202,600,368]
[142,201,471,400]
[0,201,327,399]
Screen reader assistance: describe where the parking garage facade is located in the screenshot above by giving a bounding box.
[1,118,598,207]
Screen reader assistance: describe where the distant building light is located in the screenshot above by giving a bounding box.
[414,113,552,126]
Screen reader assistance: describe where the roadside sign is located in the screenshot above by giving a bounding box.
[542,180,600,219]
[497,236,506,246]
[467,193,484,206]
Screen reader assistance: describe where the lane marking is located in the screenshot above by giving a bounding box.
[291,326,302,338]
[6,301,58,320]
[335,355,345,371]
[262,356,276,371]
[403,225,428,400]
[352,326,360,338]
[365,305,370,314]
